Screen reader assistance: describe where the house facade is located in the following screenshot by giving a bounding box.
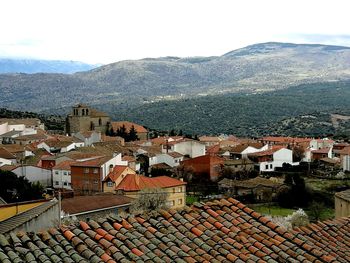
[162,139,205,158]
[249,148,298,172]
[70,154,126,194]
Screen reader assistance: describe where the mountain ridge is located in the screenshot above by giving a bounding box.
[1,42,350,112]
[0,58,100,74]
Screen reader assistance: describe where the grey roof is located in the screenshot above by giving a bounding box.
[0,200,57,234]
[0,130,21,138]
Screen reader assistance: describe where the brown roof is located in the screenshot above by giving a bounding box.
[71,156,112,168]
[13,133,48,141]
[0,118,42,126]
[61,194,133,215]
[312,147,331,154]
[0,147,16,159]
[166,151,183,158]
[122,155,136,162]
[198,136,221,142]
[2,197,350,262]
[0,144,25,153]
[111,121,147,133]
[230,142,264,153]
[248,146,286,157]
[116,175,186,192]
[52,160,76,170]
[0,165,18,171]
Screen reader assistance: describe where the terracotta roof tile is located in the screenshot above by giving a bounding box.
[2,198,350,262]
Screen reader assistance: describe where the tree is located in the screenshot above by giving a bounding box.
[130,188,169,213]
[292,145,305,162]
[127,125,139,141]
[0,170,44,203]
[116,124,127,139]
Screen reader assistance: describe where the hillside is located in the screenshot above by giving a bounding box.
[107,81,350,137]
[1,42,350,112]
[0,58,99,74]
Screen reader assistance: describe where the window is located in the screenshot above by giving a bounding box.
[270,164,273,169]
[265,165,269,169]
[178,199,183,205]
[93,180,98,184]
[172,200,175,206]
[55,171,59,175]
[107,182,114,187]
[83,168,89,174]
[55,181,59,185]
[178,187,182,193]
[175,159,179,163]
[63,172,68,175]
[93,168,99,174]
[173,188,176,193]
[63,182,68,186]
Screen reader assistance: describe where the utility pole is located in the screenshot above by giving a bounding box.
[58,191,61,226]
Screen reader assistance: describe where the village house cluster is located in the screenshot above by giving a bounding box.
[1,105,350,261]
[1,105,350,235]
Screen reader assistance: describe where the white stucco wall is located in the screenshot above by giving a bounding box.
[0,122,9,135]
[149,153,183,167]
[101,153,127,180]
[12,166,52,187]
[52,169,72,189]
[173,141,205,158]
[0,157,13,166]
[344,155,350,172]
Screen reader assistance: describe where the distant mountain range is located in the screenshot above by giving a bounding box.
[1,42,350,136]
[1,42,350,113]
[0,58,99,74]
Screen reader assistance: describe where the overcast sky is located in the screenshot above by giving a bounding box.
[1,0,350,64]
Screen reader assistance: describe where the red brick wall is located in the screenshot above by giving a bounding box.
[182,155,224,181]
[71,166,102,194]
[41,160,56,169]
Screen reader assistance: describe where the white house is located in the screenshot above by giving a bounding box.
[249,148,298,172]
[73,131,101,146]
[343,155,350,172]
[38,139,76,153]
[52,160,75,189]
[11,165,52,187]
[162,139,205,158]
[309,138,334,150]
[149,152,184,167]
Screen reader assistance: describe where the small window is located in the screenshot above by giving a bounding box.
[178,199,183,205]
[172,200,175,206]
[63,182,68,186]
[84,168,89,174]
[178,187,182,193]
[173,188,176,193]
[93,168,99,174]
[265,165,269,169]
[55,171,59,175]
[107,181,114,187]
[63,172,68,175]
[270,164,273,169]
[55,181,59,185]
[93,180,98,184]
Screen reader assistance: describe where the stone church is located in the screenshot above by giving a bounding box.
[65,104,110,135]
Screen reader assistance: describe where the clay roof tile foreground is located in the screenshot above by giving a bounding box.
[1,198,350,262]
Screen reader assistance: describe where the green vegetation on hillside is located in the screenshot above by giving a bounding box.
[109,81,350,137]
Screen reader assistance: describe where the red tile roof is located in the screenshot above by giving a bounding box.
[116,175,186,192]
[104,165,130,182]
[71,156,112,167]
[1,198,350,262]
[52,160,76,170]
[111,121,147,133]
